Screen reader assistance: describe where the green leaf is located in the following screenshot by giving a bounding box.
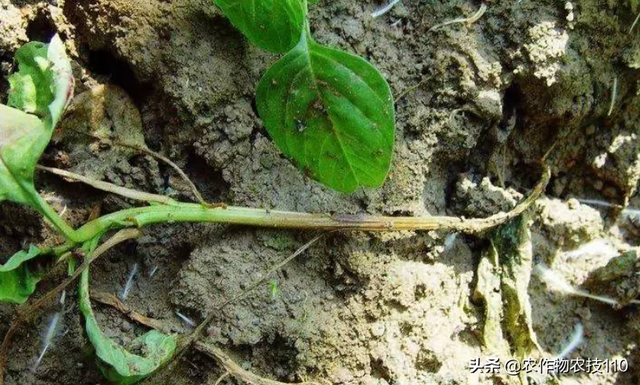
[212,0,307,53]
[8,41,51,116]
[79,268,177,385]
[256,29,395,193]
[8,35,73,128]
[0,35,73,208]
[0,245,44,304]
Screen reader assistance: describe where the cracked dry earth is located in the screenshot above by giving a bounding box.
[1,0,640,384]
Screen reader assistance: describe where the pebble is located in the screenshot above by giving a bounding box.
[371,322,386,337]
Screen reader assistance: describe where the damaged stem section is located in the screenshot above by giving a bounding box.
[68,167,549,243]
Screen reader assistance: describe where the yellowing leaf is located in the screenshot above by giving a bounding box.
[0,105,49,206]
[0,35,73,209]
[8,41,51,116]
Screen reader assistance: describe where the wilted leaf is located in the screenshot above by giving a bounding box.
[79,268,177,385]
[0,35,73,209]
[54,85,148,181]
[257,29,395,193]
[474,215,547,385]
[0,245,45,304]
[213,0,307,53]
[492,215,542,360]
[474,243,511,356]
[0,105,48,205]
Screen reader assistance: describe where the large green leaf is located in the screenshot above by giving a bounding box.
[256,29,395,193]
[0,35,73,209]
[0,245,44,304]
[79,268,177,385]
[212,0,307,53]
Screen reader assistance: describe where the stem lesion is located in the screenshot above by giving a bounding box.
[33,163,550,251]
[1,157,550,384]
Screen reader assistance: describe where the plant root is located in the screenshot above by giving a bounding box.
[394,78,428,102]
[37,165,177,206]
[607,76,618,116]
[0,228,141,385]
[371,0,401,18]
[631,12,640,34]
[445,165,549,234]
[91,291,168,333]
[69,129,209,205]
[43,164,549,237]
[196,341,324,385]
[429,3,487,32]
[113,140,209,206]
[214,372,230,385]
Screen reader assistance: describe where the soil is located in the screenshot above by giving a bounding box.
[1,0,640,384]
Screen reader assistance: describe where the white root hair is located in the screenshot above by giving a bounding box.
[429,3,487,32]
[371,0,401,18]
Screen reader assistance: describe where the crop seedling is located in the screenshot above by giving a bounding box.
[0,5,551,384]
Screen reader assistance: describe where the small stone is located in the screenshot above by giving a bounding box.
[475,89,503,120]
[576,307,592,321]
[121,321,133,332]
[334,367,354,383]
[593,179,604,191]
[371,322,386,337]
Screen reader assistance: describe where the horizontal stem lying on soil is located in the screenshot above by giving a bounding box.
[0,165,549,385]
[51,166,550,245]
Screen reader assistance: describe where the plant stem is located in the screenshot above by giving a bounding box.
[74,203,445,238]
[67,165,548,244]
[31,190,80,242]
